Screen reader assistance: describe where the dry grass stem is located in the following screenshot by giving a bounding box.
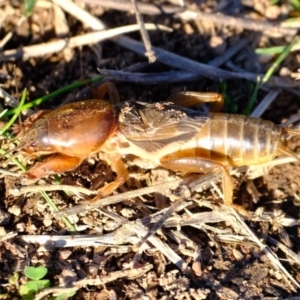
[208,38,249,67]
[92,0,299,37]
[116,36,300,89]
[135,197,184,248]
[34,264,152,299]
[2,24,171,61]
[34,287,78,300]
[131,0,156,62]
[53,4,69,38]
[0,168,20,177]
[268,236,300,263]
[56,0,300,89]
[130,223,187,271]
[163,211,233,227]
[179,10,299,38]
[74,264,153,286]
[98,38,250,84]
[0,16,26,50]
[55,173,217,218]
[0,88,20,108]
[10,184,97,197]
[0,231,17,242]
[52,0,106,30]
[250,90,280,118]
[230,208,300,290]
[19,234,130,247]
[98,69,199,84]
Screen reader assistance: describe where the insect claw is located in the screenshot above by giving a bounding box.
[20,176,38,185]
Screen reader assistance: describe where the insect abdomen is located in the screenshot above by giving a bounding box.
[195,113,283,166]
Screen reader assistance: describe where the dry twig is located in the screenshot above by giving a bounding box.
[55,173,216,217]
[10,184,96,197]
[54,0,300,89]
[2,24,171,61]
[116,36,300,89]
[131,0,156,62]
[90,0,299,37]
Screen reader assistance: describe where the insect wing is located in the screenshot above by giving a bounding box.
[117,101,210,152]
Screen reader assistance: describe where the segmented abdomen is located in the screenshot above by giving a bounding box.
[194,113,283,166]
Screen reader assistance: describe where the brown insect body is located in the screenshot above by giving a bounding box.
[23,100,115,156]
[18,88,299,205]
[115,101,284,166]
[185,113,283,166]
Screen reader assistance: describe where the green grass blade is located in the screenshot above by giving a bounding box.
[255,46,286,55]
[2,75,105,118]
[245,37,299,115]
[0,89,27,134]
[40,191,76,231]
[291,0,300,10]
[261,37,299,85]
[24,0,38,16]
[0,148,26,172]
[243,76,262,116]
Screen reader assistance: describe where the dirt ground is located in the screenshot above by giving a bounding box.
[1,0,300,299]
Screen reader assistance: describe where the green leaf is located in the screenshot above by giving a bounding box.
[24,266,48,281]
[19,284,29,295]
[291,0,300,10]
[25,279,50,291]
[24,0,38,16]
[50,289,77,300]
[8,272,19,285]
[19,284,34,300]
[24,281,39,293]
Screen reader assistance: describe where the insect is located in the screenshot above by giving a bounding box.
[15,82,300,206]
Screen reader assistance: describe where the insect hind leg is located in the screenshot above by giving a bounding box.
[93,82,120,104]
[165,91,224,112]
[160,155,233,205]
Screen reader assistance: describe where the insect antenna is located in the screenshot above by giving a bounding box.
[283,127,300,136]
[278,145,300,162]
